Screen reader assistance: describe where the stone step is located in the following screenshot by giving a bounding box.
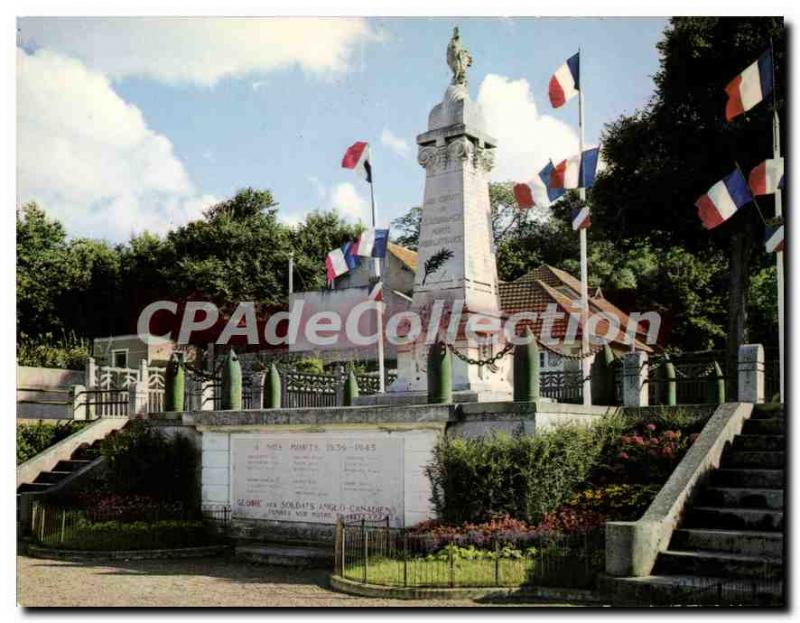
[732,435,785,451]
[33,471,72,485]
[655,549,783,581]
[602,574,784,606]
[742,418,784,435]
[710,468,783,489]
[16,482,53,494]
[684,506,783,532]
[751,404,784,419]
[723,450,784,469]
[700,487,783,510]
[670,529,783,559]
[235,543,333,568]
[52,459,92,472]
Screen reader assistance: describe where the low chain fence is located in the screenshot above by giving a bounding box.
[335,518,604,590]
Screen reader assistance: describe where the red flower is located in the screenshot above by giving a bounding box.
[645,423,657,431]
[663,430,678,440]
[631,435,645,446]
[617,451,629,460]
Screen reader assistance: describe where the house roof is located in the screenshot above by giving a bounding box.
[388,242,417,271]
[386,245,655,354]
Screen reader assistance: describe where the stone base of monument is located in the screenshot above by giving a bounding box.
[352,389,511,406]
[235,542,333,568]
[145,400,616,556]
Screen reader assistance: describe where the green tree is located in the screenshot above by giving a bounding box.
[592,17,784,373]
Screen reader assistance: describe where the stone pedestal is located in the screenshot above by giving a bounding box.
[388,84,511,401]
[622,352,649,407]
[128,381,149,417]
[738,344,765,403]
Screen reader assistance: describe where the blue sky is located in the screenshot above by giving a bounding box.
[17,17,668,241]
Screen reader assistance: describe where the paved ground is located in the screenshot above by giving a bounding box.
[18,555,504,607]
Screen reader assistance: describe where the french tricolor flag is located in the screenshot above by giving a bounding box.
[341,141,373,183]
[550,147,600,190]
[368,280,384,302]
[513,183,535,209]
[725,50,773,122]
[749,158,784,196]
[571,206,591,231]
[549,52,580,109]
[539,161,566,203]
[695,169,753,230]
[325,241,359,281]
[353,228,389,258]
[765,223,784,254]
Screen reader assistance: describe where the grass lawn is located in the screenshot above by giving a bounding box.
[344,556,593,588]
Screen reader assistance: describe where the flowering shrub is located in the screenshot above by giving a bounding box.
[593,422,694,485]
[75,491,186,522]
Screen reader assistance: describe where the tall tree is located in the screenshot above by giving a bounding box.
[592,17,784,385]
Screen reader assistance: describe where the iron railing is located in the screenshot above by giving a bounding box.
[540,370,583,404]
[335,518,604,589]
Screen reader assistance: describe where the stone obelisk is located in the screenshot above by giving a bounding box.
[389,27,512,401]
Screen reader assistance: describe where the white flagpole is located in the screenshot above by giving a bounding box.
[288,251,294,295]
[769,41,784,404]
[577,51,592,406]
[368,154,386,394]
[772,111,784,403]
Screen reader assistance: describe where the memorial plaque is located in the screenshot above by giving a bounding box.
[231,435,405,526]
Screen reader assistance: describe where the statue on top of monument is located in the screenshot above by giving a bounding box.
[446,26,472,86]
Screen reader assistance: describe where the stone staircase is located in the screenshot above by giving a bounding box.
[17,436,107,494]
[611,405,784,605]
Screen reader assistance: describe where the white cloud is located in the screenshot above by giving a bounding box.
[19,17,380,86]
[477,74,580,207]
[330,182,369,222]
[380,128,411,159]
[17,48,217,241]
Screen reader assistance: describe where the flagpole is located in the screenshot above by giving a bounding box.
[369,157,386,394]
[577,50,592,406]
[770,43,784,403]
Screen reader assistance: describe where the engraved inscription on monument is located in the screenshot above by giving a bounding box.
[231,435,405,526]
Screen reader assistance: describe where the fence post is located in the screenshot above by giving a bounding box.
[738,344,765,403]
[494,538,500,586]
[165,353,185,412]
[622,351,649,407]
[343,369,360,406]
[70,384,88,421]
[513,327,539,402]
[249,371,265,411]
[448,544,455,588]
[341,521,347,579]
[335,519,343,576]
[221,349,242,410]
[706,361,726,404]
[128,381,149,417]
[85,357,97,388]
[60,508,66,544]
[663,360,677,406]
[362,519,368,584]
[403,531,408,587]
[590,344,616,406]
[427,341,452,404]
[265,364,281,409]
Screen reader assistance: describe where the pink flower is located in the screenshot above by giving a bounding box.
[664,430,678,440]
[646,423,657,431]
[631,435,645,446]
[617,451,629,460]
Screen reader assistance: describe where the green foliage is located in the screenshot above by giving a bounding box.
[293,357,324,374]
[17,331,91,369]
[17,189,363,347]
[54,518,215,551]
[17,420,87,464]
[101,421,199,510]
[425,427,602,525]
[390,206,422,250]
